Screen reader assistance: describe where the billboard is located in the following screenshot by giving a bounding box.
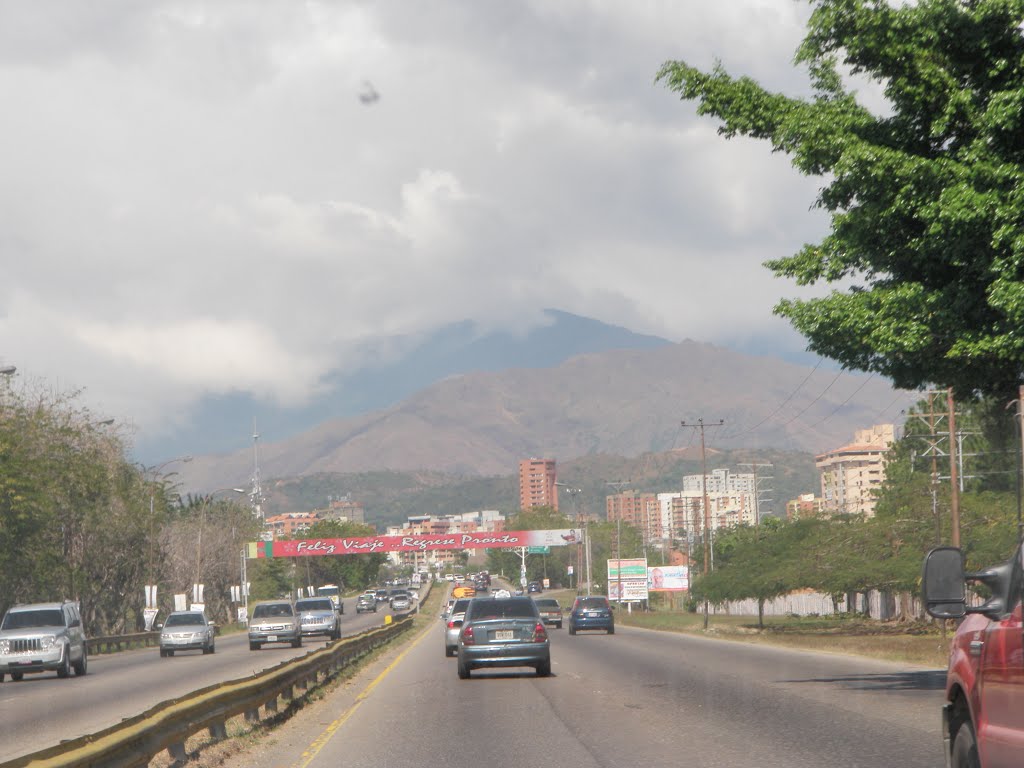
[647,565,689,592]
[248,528,582,558]
[606,558,649,602]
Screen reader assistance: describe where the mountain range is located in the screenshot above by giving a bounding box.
[178,316,916,495]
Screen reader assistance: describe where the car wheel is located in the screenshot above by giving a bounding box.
[57,648,71,678]
[0,673,4,682]
[555,622,562,630]
[159,648,168,658]
[536,659,551,677]
[203,641,214,655]
[608,626,615,635]
[166,650,174,657]
[73,649,88,676]
[568,626,576,636]
[457,660,471,679]
[250,642,261,651]
[445,646,455,657]
[951,720,980,768]
[292,636,302,648]
[11,672,23,682]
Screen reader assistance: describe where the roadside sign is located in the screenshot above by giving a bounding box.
[527,546,550,554]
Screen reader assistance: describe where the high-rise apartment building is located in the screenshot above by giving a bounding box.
[816,424,896,517]
[606,491,662,541]
[518,458,558,511]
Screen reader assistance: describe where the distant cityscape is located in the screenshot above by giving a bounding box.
[261,422,897,572]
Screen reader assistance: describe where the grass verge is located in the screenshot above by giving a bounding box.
[545,588,950,668]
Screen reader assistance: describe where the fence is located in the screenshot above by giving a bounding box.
[713,589,926,620]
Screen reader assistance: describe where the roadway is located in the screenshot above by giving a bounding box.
[220,611,948,768]
[0,599,401,763]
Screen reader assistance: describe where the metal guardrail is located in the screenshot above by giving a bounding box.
[4,617,414,768]
[86,582,434,655]
[86,632,160,655]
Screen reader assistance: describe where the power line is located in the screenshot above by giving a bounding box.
[720,358,824,440]
[778,369,845,427]
[796,373,877,432]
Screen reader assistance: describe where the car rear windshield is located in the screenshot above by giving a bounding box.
[578,598,609,609]
[253,603,293,618]
[2,609,64,629]
[467,599,538,620]
[534,599,560,608]
[452,599,471,613]
[296,599,333,611]
[165,613,205,627]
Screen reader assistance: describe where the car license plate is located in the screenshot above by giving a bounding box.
[494,630,514,641]
[267,635,277,642]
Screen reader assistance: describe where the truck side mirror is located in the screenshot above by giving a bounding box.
[922,546,967,619]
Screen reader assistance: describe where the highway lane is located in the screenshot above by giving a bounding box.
[229,616,948,768]
[0,600,405,762]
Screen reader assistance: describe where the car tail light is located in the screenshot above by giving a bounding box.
[532,622,547,642]
[461,625,475,645]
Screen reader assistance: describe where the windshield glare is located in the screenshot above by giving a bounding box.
[253,604,293,618]
[297,600,333,611]
[2,609,64,629]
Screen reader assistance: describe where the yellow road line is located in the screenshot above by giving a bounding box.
[293,621,434,768]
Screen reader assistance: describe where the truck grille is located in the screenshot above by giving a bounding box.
[10,638,41,654]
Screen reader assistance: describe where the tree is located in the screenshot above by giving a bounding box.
[296,520,386,593]
[659,0,1024,399]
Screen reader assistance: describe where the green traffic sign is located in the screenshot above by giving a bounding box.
[526,546,550,554]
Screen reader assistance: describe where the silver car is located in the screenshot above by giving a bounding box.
[159,611,215,656]
[248,600,302,650]
[443,598,472,657]
[390,594,412,612]
[456,596,551,679]
[295,597,341,641]
[0,601,88,681]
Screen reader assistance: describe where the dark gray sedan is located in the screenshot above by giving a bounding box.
[456,596,550,679]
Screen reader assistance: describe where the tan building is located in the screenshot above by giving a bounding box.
[786,493,827,521]
[518,458,558,511]
[606,491,662,542]
[266,511,319,537]
[815,424,896,517]
[318,496,366,525]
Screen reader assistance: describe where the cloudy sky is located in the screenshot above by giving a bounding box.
[0,1,855,454]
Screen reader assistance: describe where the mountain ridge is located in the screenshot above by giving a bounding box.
[180,339,915,494]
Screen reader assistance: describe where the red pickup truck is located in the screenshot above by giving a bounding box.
[922,545,1024,768]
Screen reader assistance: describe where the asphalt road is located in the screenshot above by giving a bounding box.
[223,615,949,768]
[0,600,400,763]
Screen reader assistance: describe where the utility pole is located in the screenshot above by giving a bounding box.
[947,388,961,548]
[681,418,724,630]
[909,392,947,544]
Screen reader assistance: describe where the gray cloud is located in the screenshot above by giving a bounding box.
[0,0,849,442]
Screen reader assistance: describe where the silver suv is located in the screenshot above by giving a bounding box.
[0,601,88,681]
[248,600,302,650]
[295,597,341,641]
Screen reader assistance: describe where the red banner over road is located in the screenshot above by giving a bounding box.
[247,528,581,558]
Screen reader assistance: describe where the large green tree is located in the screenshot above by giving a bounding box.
[660,0,1024,398]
